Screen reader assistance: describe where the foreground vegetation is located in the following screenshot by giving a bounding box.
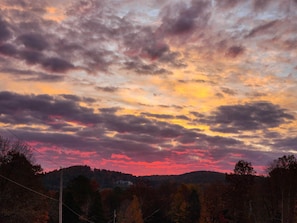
[0,136,297,223]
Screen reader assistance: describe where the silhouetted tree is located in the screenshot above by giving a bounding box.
[168,184,200,223]
[268,155,297,223]
[117,195,144,223]
[226,160,256,223]
[200,182,230,223]
[0,136,48,223]
[234,160,256,175]
[63,175,105,223]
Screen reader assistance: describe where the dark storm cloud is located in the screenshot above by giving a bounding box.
[208,102,294,133]
[17,33,49,51]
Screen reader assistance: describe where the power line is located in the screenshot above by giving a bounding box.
[0,173,57,201]
[0,173,94,223]
[1,129,96,223]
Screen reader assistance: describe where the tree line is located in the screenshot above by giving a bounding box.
[0,135,297,223]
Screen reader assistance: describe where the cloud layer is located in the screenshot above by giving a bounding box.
[0,0,296,175]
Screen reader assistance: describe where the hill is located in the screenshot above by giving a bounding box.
[143,171,226,186]
[42,165,226,190]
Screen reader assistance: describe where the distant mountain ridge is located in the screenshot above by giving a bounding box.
[143,170,226,186]
[42,165,226,190]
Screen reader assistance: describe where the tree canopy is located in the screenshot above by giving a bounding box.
[234,160,256,175]
[0,136,48,223]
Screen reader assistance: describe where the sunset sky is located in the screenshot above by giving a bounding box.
[0,0,296,176]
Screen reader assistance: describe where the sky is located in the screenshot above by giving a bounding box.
[0,0,297,176]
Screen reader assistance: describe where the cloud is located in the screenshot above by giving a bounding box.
[0,43,74,74]
[0,0,296,175]
[0,91,252,167]
[141,112,175,120]
[225,45,245,58]
[17,33,49,51]
[246,20,278,38]
[208,102,295,133]
[0,43,18,56]
[220,87,237,96]
[216,0,244,9]
[253,0,274,10]
[0,18,12,42]
[160,0,211,35]
[273,137,297,151]
[41,57,75,73]
[144,43,169,60]
[121,24,186,69]
[96,86,119,93]
[124,59,171,75]
[19,49,44,64]
[0,68,64,82]
[0,91,100,126]
[99,107,120,114]
[141,112,191,121]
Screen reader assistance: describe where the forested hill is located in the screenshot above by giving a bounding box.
[142,171,226,186]
[42,165,226,190]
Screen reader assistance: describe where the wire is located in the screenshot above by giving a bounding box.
[0,173,57,201]
[0,173,94,223]
[1,130,95,222]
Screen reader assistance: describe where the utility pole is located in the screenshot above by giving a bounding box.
[113,209,116,223]
[59,168,63,223]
